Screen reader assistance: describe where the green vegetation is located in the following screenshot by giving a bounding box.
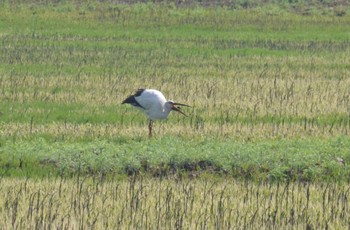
[0,1,350,181]
[1,137,350,182]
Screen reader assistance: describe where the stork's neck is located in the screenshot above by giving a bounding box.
[161,101,173,117]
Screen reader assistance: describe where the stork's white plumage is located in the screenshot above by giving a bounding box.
[122,89,189,137]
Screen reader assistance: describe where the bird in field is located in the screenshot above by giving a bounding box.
[122,89,190,137]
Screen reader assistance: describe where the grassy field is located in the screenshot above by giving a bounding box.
[0,1,350,181]
[1,1,350,228]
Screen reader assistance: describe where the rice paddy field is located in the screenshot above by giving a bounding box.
[1,0,350,228]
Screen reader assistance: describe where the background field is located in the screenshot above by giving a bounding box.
[0,0,350,181]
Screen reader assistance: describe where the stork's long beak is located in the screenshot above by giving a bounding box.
[171,102,190,116]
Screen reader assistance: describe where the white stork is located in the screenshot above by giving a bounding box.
[122,89,190,137]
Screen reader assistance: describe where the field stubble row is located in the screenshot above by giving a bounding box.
[1,176,349,229]
[1,67,350,139]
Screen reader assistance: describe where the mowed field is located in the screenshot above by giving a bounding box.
[0,1,350,228]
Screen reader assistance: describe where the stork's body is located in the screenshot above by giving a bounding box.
[122,89,189,137]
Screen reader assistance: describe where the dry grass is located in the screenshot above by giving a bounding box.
[1,176,349,229]
[2,120,350,141]
[2,65,350,140]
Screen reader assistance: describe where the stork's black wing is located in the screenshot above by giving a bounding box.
[122,89,146,109]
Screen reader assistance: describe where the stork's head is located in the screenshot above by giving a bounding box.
[166,100,190,116]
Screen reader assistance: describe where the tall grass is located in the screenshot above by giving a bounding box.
[1,176,350,229]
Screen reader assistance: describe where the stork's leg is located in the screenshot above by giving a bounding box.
[148,120,153,138]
